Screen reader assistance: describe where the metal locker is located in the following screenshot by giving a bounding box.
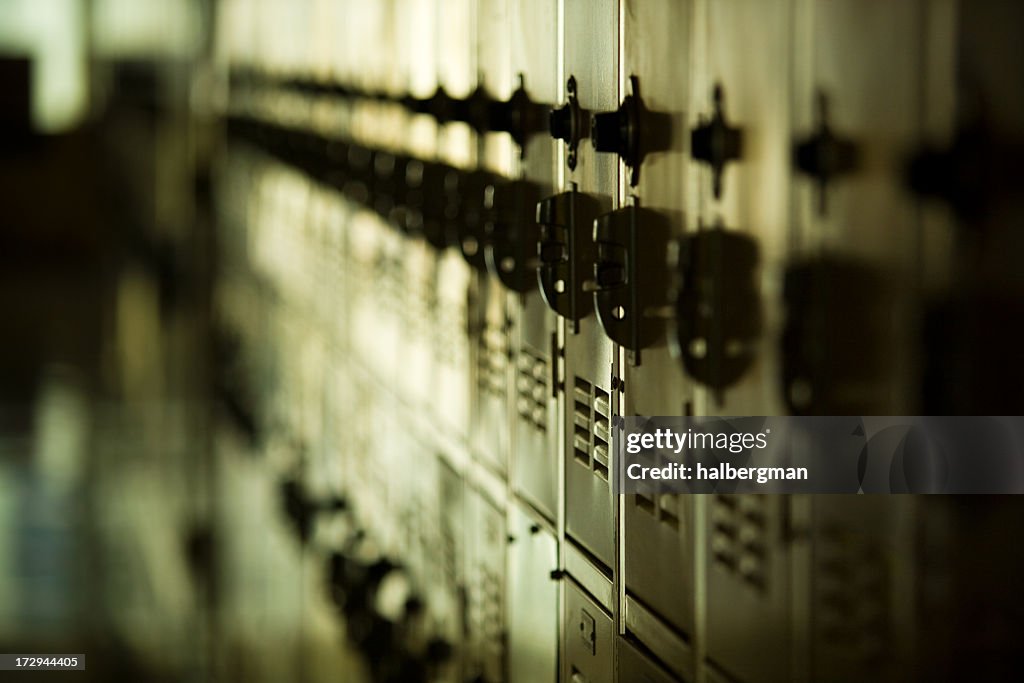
[787,0,932,415]
[564,580,615,683]
[689,3,796,681]
[687,0,793,417]
[433,457,468,673]
[561,0,620,574]
[433,0,476,442]
[470,0,516,477]
[509,0,561,524]
[705,494,792,683]
[804,496,917,683]
[507,502,559,683]
[465,486,507,683]
[617,0,696,645]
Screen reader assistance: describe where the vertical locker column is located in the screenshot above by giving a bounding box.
[786,0,927,416]
[805,496,917,683]
[507,0,561,526]
[433,0,475,444]
[559,0,619,576]
[557,1,619,682]
[471,0,515,476]
[390,0,442,428]
[504,4,561,682]
[615,2,694,679]
[690,2,795,683]
[791,4,938,682]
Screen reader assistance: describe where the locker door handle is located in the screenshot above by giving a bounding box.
[446,169,498,266]
[672,228,760,398]
[535,186,601,328]
[484,178,543,292]
[781,257,891,415]
[591,203,671,359]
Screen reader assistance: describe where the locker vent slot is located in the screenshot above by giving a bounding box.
[573,377,592,466]
[477,325,508,397]
[816,524,889,670]
[711,494,767,591]
[515,347,548,432]
[571,376,612,483]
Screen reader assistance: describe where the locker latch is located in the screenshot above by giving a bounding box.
[578,608,597,655]
[402,159,448,245]
[691,84,743,198]
[672,227,760,399]
[794,92,858,214]
[535,185,601,329]
[450,169,499,267]
[781,257,892,415]
[489,74,549,154]
[590,75,671,186]
[549,75,589,170]
[484,178,543,292]
[592,202,671,361]
[591,75,642,185]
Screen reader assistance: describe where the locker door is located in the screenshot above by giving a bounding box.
[509,0,561,524]
[562,0,620,574]
[507,503,558,683]
[619,0,695,644]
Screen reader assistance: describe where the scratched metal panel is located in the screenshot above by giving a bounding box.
[509,0,561,521]
[562,0,620,573]
[619,0,696,643]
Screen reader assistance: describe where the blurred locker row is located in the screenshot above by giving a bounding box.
[208,1,1024,682]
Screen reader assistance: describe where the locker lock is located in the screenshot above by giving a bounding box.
[794,92,859,214]
[672,228,760,397]
[484,178,543,292]
[782,258,894,415]
[592,202,671,359]
[535,186,601,328]
[691,84,743,198]
[549,76,589,170]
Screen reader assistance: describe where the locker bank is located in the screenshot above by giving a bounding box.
[0,1,1023,681]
